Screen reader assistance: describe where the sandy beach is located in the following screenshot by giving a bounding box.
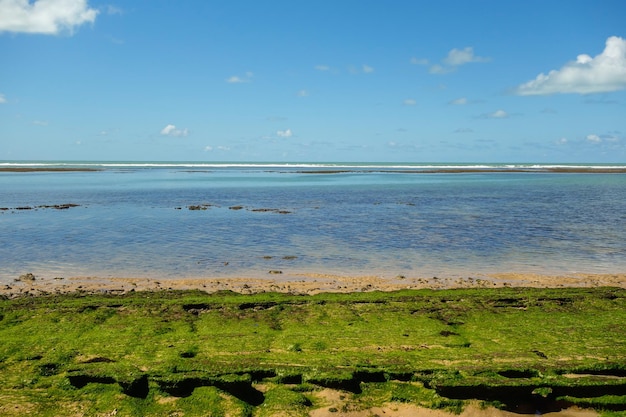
[3,271,625,298]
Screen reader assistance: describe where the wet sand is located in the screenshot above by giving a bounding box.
[3,272,625,298]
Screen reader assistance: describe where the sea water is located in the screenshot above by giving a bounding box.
[1,162,625,283]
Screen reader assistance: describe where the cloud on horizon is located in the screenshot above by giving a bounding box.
[586,134,602,143]
[0,93,6,103]
[0,0,98,35]
[515,36,626,95]
[204,145,231,152]
[160,124,189,137]
[276,128,293,138]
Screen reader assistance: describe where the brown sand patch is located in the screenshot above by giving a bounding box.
[309,401,597,417]
[309,388,598,417]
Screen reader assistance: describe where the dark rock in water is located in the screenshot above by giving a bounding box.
[17,273,36,282]
[229,205,244,210]
[188,203,215,210]
[41,203,80,210]
[268,270,283,274]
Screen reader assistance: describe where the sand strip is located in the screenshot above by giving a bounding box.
[3,272,624,298]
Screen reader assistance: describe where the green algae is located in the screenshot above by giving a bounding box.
[0,287,625,416]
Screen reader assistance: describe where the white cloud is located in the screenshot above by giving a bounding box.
[277,129,292,138]
[226,71,253,83]
[557,137,568,145]
[443,47,490,66]
[403,99,416,106]
[204,145,231,152]
[107,35,123,44]
[315,65,330,71]
[586,134,602,143]
[482,109,508,119]
[515,36,626,95]
[226,76,245,83]
[160,124,188,137]
[410,57,429,66]
[0,93,6,103]
[0,0,98,35]
[428,46,489,74]
[490,109,508,118]
[32,120,48,126]
[362,64,374,73]
[450,97,468,105]
[429,64,453,75]
[105,4,122,15]
[296,89,308,97]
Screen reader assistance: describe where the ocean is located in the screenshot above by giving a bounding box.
[1,161,625,283]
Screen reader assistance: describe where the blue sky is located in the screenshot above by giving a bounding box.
[1,0,626,162]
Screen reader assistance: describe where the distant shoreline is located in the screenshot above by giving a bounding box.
[296,167,626,174]
[2,166,626,173]
[0,167,101,172]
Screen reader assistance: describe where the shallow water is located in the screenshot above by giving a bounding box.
[1,163,625,282]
